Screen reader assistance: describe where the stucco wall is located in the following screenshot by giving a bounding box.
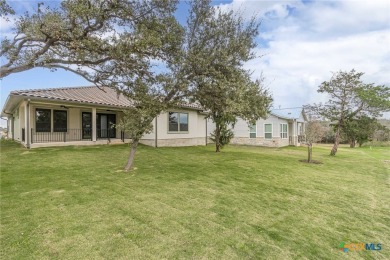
[21,103,206,147]
[207,115,293,147]
[141,109,207,146]
[13,113,20,141]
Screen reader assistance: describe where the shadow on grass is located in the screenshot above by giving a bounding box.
[298,159,323,164]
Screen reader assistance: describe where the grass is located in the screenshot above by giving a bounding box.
[1,140,389,259]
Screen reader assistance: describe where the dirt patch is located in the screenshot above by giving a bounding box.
[299,159,323,164]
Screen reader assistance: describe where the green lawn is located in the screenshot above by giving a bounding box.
[1,141,389,259]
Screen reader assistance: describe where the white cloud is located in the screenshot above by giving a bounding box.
[217,0,390,113]
[0,16,15,34]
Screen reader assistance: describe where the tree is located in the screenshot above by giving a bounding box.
[374,121,390,142]
[308,70,390,156]
[1,0,186,172]
[305,120,327,163]
[0,0,178,83]
[342,116,381,147]
[209,123,234,150]
[185,0,272,152]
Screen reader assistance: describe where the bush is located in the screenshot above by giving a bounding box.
[210,124,234,149]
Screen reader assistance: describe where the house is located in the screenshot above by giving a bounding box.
[1,85,306,149]
[1,86,208,148]
[207,108,306,147]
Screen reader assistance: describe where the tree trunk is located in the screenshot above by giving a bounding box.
[349,139,356,148]
[215,122,221,152]
[330,123,341,156]
[307,142,312,163]
[124,139,139,171]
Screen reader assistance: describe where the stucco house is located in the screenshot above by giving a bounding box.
[207,108,306,147]
[1,85,306,148]
[1,86,208,148]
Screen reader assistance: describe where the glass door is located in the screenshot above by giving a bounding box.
[100,114,108,138]
[97,113,116,138]
[82,112,92,139]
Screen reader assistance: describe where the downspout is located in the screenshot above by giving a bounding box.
[26,99,31,148]
[155,117,158,148]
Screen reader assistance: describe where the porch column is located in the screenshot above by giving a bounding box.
[292,119,296,146]
[11,116,14,140]
[92,107,97,142]
[25,100,31,148]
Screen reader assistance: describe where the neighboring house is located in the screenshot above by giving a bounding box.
[207,108,306,147]
[1,86,208,148]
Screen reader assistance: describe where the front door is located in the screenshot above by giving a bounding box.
[82,112,92,139]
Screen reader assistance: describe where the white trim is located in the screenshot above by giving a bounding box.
[264,123,272,139]
[249,122,257,138]
[280,123,288,139]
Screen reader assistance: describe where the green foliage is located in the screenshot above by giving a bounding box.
[0,0,14,17]
[1,0,181,81]
[307,69,390,155]
[209,123,234,149]
[185,0,272,151]
[343,116,384,147]
[310,69,390,121]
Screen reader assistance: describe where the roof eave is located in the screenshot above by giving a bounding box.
[13,94,131,109]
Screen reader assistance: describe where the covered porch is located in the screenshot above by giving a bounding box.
[16,100,130,148]
[288,120,306,146]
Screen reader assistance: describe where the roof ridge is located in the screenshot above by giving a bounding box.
[11,85,98,94]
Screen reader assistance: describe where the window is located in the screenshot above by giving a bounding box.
[36,109,51,132]
[280,123,287,139]
[249,124,256,138]
[264,124,272,139]
[179,113,188,132]
[168,112,188,132]
[36,109,68,132]
[53,110,67,132]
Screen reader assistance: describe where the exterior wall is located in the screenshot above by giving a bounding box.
[230,137,288,147]
[206,118,215,137]
[11,102,206,148]
[140,109,207,147]
[13,114,20,141]
[140,137,205,147]
[27,104,122,142]
[212,115,293,147]
[15,102,26,142]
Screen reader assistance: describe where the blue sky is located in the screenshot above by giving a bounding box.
[1,0,389,126]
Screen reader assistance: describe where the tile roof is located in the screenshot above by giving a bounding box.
[10,86,203,110]
[11,86,132,107]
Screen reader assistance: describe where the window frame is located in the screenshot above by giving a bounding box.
[35,108,68,133]
[249,123,257,138]
[53,110,68,132]
[168,112,189,133]
[35,108,51,132]
[280,123,288,139]
[264,123,273,139]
